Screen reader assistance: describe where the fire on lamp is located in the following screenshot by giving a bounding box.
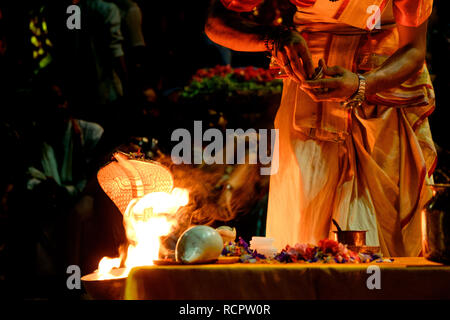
[81,152,189,298]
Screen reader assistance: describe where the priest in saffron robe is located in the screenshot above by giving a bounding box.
[205,0,436,257]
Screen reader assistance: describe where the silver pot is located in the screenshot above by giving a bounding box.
[422,184,450,264]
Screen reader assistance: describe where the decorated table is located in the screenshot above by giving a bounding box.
[123,257,450,300]
[82,152,450,301]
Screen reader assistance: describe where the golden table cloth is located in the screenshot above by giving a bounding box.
[124,258,450,300]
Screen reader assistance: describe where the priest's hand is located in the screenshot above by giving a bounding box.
[301,62,360,102]
[272,30,315,83]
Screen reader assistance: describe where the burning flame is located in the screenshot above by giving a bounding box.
[98,257,121,276]
[421,209,429,254]
[95,187,189,279]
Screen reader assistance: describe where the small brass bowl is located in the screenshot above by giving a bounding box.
[333,230,367,247]
[81,268,127,300]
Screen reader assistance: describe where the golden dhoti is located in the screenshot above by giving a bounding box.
[266,0,436,257]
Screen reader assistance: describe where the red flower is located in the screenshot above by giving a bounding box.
[348,250,360,262]
[318,239,340,255]
[195,69,209,78]
[304,246,317,260]
[294,243,308,255]
[189,65,278,86]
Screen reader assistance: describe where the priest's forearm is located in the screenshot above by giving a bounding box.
[205,0,275,52]
[365,22,428,95]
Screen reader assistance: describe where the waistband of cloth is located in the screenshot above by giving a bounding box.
[287,24,433,143]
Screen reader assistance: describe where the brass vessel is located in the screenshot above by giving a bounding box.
[422,184,450,264]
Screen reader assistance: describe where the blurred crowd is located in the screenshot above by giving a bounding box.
[0,0,271,299]
[0,0,448,299]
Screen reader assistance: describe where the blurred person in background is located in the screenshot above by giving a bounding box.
[9,79,104,298]
[107,0,146,91]
[26,81,104,199]
[48,0,127,126]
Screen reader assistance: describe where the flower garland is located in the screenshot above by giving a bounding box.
[222,237,393,264]
[180,65,283,100]
[222,237,267,263]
